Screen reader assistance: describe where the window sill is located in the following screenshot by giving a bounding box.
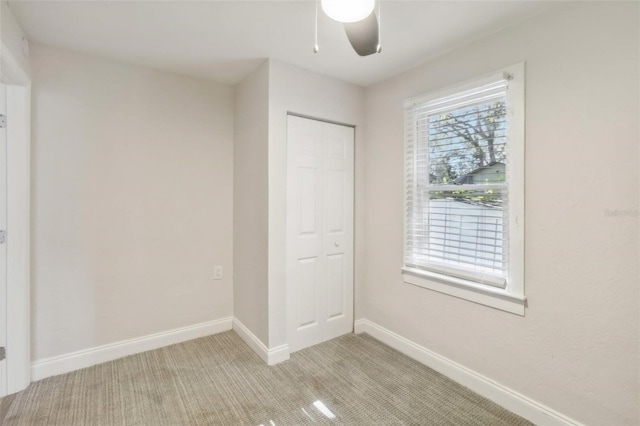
[401,266,526,316]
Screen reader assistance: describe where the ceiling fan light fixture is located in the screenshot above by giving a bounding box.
[321,0,375,23]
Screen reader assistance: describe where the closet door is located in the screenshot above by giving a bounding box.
[286,115,354,353]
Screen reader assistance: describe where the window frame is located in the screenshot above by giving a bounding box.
[402,63,526,315]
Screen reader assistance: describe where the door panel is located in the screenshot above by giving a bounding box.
[326,254,345,319]
[298,167,319,236]
[297,258,319,328]
[287,115,354,353]
[321,119,354,341]
[326,170,345,233]
[287,117,324,350]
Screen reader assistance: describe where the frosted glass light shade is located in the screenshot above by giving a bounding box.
[321,0,375,23]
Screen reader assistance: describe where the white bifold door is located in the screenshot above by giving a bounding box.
[286,115,354,353]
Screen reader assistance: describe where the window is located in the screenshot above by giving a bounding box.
[403,63,525,315]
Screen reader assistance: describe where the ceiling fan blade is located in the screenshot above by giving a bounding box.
[343,11,379,56]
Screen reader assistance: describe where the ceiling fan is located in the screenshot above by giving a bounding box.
[318,0,381,56]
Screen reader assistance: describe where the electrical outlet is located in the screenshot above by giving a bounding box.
[214,265,223,280]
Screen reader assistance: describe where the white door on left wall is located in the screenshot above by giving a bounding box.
[0,84,8,397]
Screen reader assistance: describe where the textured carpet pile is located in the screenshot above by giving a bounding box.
[0,331,531,425]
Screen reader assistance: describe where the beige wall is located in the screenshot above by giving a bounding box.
[233,61,270,346]
[267,59,365,348]
[362,3,639,425]
[31,43,234,360]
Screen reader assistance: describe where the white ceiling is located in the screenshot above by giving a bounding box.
[9,1,555,87]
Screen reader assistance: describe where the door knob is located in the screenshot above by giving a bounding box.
[334,242,340,247]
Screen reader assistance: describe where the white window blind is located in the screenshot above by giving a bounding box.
[405,77,510,288]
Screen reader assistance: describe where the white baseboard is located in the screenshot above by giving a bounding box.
[354,319,582,426]
[232,318,289,366]
[31,317,233,381]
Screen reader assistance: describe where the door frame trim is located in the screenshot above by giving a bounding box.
[287,112,355,129]
[1,40,31,395]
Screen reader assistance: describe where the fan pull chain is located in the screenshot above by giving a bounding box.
[313,0,319,53]
[376,0,382,53]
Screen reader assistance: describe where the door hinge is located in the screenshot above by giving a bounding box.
[0,230,5,245]
[0,114,5,128]
[0,347,5,361]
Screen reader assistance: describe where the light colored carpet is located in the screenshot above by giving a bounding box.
[1,331,532,425]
